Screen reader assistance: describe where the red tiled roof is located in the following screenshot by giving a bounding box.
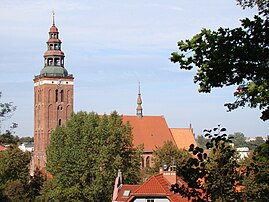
[0,145,6,151]
[115,185,140,202]
[123,173,189,202]
[122,116,176,152]
[170,128,197,149]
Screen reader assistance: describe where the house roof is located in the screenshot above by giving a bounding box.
[115,185,140,202]
[122,116,176,152]
[170,128,197,149]
[115,173,190,202]
[0,145,6,151]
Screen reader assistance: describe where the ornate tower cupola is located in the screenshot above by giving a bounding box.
[40,12,68,77]
[33,13,74,173]
[136,82,143,118]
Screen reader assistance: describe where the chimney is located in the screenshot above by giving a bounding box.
[112,170,123,201]
[162,166,177,185]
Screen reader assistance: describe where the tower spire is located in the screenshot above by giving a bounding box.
[136,82,143,118]
[52,10,55,26]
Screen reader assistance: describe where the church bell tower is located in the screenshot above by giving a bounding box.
[33,13,74,171]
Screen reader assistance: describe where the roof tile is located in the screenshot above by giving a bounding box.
[122,116,176,151]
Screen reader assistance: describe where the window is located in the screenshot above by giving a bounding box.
[55,89,58,102]
[60,90,64,102]
[147,199,154,202]
[146,156,150,168]
[58,119,61,126]
[122,190,130,197]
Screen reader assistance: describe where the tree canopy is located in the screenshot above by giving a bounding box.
[151,140,191,179]
[45,111,142,201]
[0,92,17,136]
[0,146,32,201]
[171,0,269,120]
[171,126,243,201]
[242,139,269,201]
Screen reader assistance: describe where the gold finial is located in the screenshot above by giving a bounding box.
[52,10,55,25]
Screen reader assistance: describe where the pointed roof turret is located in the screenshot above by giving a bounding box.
[136,82,143,118]
[39,12,70,78]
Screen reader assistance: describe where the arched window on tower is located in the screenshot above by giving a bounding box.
[58,119,62,126]
[48,58,52,66]
[146,156,150,168]
[55,89,58,102]
[49,44,53,50]
[55,58,60,66]
[48,89,51,103]
[60,90,64,102]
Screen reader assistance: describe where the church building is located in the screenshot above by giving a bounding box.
[32,15,196,173]
[33,14,74,171]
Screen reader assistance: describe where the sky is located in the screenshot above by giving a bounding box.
[0,0,268,137]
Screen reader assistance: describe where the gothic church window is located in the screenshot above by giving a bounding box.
[55,89,58,102]
[60,90,64,102]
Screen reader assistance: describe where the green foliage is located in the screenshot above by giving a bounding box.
[19,136,34,143]
[229,132,266,150]
[0,147,31,186]
[247,136,266,150]
[45,111,142,201]
[196,135,210,149]
[243,139,269,201]
[0,92,17,135]
[4,180,29,202]
[237,0,269,16]
[229,132,248,147]
[0,131,19,144]
[171,126,243,202]
[0,146,32,201]
[151,140,191,178]
[171,1,269,120]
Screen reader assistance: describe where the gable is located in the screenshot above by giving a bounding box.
[170,128,197,149]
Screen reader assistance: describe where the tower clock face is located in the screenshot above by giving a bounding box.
[57,80,62,87]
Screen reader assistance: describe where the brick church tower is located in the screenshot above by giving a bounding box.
[33,14,74,171]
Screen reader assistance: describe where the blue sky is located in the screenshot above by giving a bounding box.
[0,0,268,137]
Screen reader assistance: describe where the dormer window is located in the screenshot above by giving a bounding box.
[122,190,130,197]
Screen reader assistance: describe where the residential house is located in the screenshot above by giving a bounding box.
[112,167,191,202]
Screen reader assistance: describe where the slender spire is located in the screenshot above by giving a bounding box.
[136,82,143,118]
[52,10,55,26]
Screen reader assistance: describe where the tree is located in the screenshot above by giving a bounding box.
[196,135,210,149]
[3,180,29,202]
[0,92,17,134]
[247,136,266,150]
[171,1,269,120]
[19,136,34,143]
[0,132,19,145]
[151,140,191,178]
[171,126,243,202]
[243,139,269,201]
[228,132,248,148]
[44,111,142,201]
[0,146,31,200]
